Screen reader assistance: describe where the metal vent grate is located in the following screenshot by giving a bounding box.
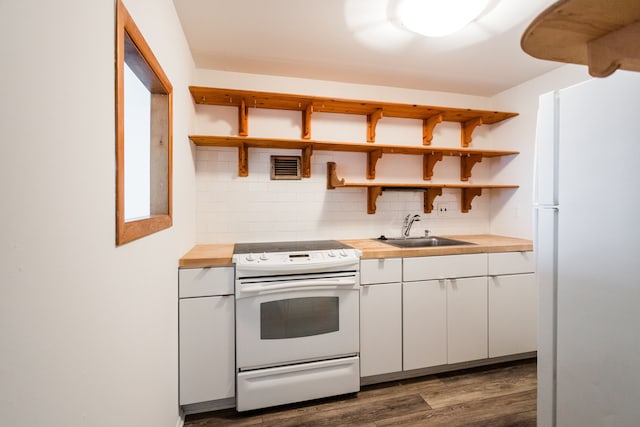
[271,156,302,180]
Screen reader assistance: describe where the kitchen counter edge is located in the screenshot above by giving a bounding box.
[178,235,533,268]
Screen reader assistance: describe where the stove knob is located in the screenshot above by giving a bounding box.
[246,253,256,262]
[259,252,269,261]
[339,249,347,257]
[328,250,337,257]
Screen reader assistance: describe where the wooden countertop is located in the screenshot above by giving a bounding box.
[179,243,235,268]
[343,234,532,259]
[179,235,533,268]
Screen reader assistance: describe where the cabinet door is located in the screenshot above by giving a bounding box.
[179,295,235,405]
[360,283,402,377]
[447,276,488,364]
[488,273,537,357]
[403,280,447,370]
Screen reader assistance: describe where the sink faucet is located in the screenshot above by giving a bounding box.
[402,214,421,238]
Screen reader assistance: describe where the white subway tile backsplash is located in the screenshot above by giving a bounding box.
[217,150,237,162]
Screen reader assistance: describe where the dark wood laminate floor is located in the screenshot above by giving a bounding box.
[185,359,537,427]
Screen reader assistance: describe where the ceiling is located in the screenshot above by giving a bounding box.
[172,0,563,96]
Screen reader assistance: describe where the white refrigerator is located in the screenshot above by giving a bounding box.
[534,70,640,427]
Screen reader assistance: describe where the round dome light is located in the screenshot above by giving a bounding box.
[398,0,491,37]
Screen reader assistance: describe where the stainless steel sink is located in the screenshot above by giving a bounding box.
[376,236,474,248]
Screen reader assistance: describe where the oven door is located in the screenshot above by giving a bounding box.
[235,277,359,370]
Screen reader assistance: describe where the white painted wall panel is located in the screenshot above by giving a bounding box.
[0,0,194,426]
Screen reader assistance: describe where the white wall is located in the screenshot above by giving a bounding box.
[192,69,511,243]
[489,65,590,239]
[0,1,195,426]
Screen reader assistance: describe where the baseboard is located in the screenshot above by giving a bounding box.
[181,397,236,416]
[361,352,537,386]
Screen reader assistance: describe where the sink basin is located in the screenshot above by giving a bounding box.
[376,236,474,248]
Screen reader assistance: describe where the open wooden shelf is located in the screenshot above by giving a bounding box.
[521,0,640,77]
[189,87,521,215]
[189,135,518,180]
[326,162,518,214]
[189,87,518,146]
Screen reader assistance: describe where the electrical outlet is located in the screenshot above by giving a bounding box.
[436,202,452,217]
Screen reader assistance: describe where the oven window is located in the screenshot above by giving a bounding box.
[260,297,339,339]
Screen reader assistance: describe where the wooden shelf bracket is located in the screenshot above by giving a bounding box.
[588,21,640,78]
[461,117,483,147]
[326,161,345,189]
[423,152,444,181]
[461,187,482,213]
[367,149,383,179]
[423,187,443,213]
[239,98,249,136]
[367,109,384,142]
[423,114,444,145]
[367,186,383,214]
[302,144,313,178]
[302,104,313,139]
[238,143,249,176]
[460,153,483,181]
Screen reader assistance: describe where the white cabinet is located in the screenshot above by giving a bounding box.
[179,267,235,406]
[487,251,534,276]
[402,280,447,370]
[404,253,487,282]
[361,257,402,285]
[179,267,234,298]
[447,276,488,364]
[488,252,537,358]
[403,254,488,369]
[361,251,535,379]
[360,258,402,377]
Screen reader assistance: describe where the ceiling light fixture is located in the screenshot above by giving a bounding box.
[398,0,491,37]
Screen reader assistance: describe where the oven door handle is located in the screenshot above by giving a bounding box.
[240,278,357,294]
[234,257,359,274]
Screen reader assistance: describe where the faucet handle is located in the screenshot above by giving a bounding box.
[424,229,430,237]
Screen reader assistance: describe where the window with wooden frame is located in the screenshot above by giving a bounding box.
[116,0,172,245]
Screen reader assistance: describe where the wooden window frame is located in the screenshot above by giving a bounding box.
[116,0,173,245]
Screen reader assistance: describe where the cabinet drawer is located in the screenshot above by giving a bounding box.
[403,253,487,282]
[487,251,534,276]
[179,267,234,298]
[360,258,402,285]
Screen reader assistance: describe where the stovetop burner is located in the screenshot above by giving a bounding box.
[233,240,352,254]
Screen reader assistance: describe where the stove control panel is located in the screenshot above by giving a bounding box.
[238,249,357,265]
[233,249,361,276]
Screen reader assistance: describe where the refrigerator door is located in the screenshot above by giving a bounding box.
[534,206,558,427]
[556,71,640,426]
[533,91,559,207]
